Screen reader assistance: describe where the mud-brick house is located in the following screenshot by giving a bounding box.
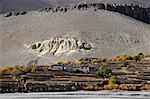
[76,65,90,73]
[64,65,90,74]
[50,63,96,74]
[51,64,64,71]
[65,66,77,73]
[37,66,48,71]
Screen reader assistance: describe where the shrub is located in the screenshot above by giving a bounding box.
[141,85,150,90]
[133,55,141,62]
[23,65,32,73]
[119,85,129,90]
[108,59,113,62]
[138,53,144,59]
[42,64,49,67]
[58,60,71,65]
[115,55,128,61]
[83,85,94,90]
[0,68,3,74]
[104,83,118,90]
[92,58,106,63]
[126,56,134,60]
[96,67,112,78]
[145,54,150,57]
[11,67,17,74]
[109,76,117,84]
[0,66,12,74]
[76,60,82,65]
[76,60,86,65]
[138,53,144,56]
[102,58,108,62]
[92,59,98,64]
[31,65,38,73]
[13,70,23,77]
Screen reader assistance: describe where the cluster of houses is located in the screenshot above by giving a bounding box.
[37,56,150,76]
[38,63,96,74]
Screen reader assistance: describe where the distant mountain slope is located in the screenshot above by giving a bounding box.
[78,0,150,5]
[52,0,150,6]
[0,8,150,66]
[0,0,52,13]
[0,0,149,13]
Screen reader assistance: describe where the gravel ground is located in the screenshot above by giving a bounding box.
[0,91,150,99]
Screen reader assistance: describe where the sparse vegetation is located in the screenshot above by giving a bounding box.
[0,65,38,77]
[0,53,149,93]
[104,76,119,90]
[109,76,117,84]
[95,66,112,78]
[58,60,71,65]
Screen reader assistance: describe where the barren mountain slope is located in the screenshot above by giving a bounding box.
[53,0,150,5]
[0,0,149,13]
[0,9,150,66]
[0,0,52,14]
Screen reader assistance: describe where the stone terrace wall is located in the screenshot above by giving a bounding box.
[3,3,150,24]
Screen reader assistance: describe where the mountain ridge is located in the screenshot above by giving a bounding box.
[0,0,149,13]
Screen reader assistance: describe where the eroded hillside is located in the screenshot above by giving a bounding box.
[26,36,92,56]
[0,5,150,66]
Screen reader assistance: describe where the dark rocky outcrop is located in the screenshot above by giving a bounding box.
[13,11,20,16]
[3,12,12,17]
[79,42,92,50]
[4,11,27,17]
[20,11,27,15]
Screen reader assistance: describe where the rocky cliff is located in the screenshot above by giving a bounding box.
[26,36,92,56]
[105,4,150,24]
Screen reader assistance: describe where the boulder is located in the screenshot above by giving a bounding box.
[13,11,20,16]
[4,12,12,17]
[79,42,92,50]
[20,11,27,15]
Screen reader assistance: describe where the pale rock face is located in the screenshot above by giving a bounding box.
[26,36,92,56]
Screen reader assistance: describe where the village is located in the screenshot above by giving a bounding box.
[0,53,150,93]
